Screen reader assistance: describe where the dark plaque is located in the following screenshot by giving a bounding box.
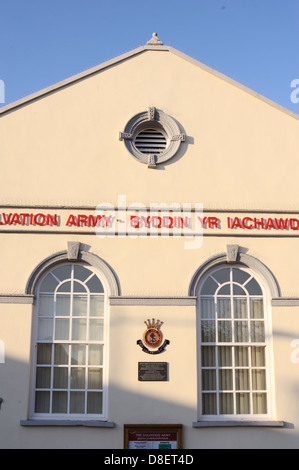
[138,362,168,381]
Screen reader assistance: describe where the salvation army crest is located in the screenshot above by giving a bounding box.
[137,318,170,355]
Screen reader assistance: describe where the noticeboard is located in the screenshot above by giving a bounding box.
[124,424,182,449]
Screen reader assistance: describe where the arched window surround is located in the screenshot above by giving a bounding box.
[25,243,121,297]
[26,244,119,423]
[188,249,280,300]
[191,248,279,422]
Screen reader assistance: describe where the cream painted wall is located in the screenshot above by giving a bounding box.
[1,47,299,449]
[1,233,299,298]
[0,49,298,208]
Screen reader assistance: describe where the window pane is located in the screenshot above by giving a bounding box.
[73,281,87,293]
[87,392,102,414]
[88,368,103,389]
[35,391,50,413]
[201,277,218,295]
[39,274,59,293]
[74,265,92,282]
[37,318,53,341]
[55,318,70,341]
[201,346,216,367]
[57,281,71,293]
[74,264,92,282]
[55,295,70,317]
[90,296,105,317]
[201,299,215,319]
[252,370,266,390]
[202,370,216,391]
[71,368,85,389]
[71,345,86,365]
[73,296,87,317]
[251,321,265,342]
[233,268,250,285]
[54,344,69,365]
[37,344,52,364]
[234,321,249,342]
[235,369,249,391]
[88,345,103,365]
[213,268,230,284]
[70,392,85,413]
[38,296,54,317]
[36,367,51,388]
[218,346,232,367]
[218,321,232,342]
[251,347,265,367]
[53,367,68,389]
[86,275,104,293]
[219,393,233,414]
[235,347,249,367]
[217,298,231,318]
[253,393,267,414]
[202,393,217,414]
[250,299,264,319]
[234,298,248,319]
[89,319,104,341]
[219,370,233,390]
[246,278,262,295]
[72,319,87,341]
[52,265,72,281]
[201,320,216,342]
[52,391,68,413]
[217,285,230,295]
[236,393,250,414]
[233,284,246,296]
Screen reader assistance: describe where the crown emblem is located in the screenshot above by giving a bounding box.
[142,318,163,349]
[137,318,170,355]
[144,318,163,330]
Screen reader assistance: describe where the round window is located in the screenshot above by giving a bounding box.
[119,107,185,167]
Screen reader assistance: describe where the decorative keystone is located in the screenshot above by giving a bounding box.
[147,154,157,168]
[171,134,186,142]
[148,107,156,121]
[119,132,132,141]
[226,244,239,263]
[67,241,80,260]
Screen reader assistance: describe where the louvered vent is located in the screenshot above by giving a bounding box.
[134,128,167,154]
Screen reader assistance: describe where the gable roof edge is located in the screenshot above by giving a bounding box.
[0,45,169,115]
[0,44,298,121]
[168,46,299,121]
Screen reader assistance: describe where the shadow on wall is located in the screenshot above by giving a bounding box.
[0,351,299,449]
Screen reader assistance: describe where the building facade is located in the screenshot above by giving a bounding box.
[1,33,299,449]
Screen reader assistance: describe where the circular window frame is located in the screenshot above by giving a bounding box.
[119,107,185,167]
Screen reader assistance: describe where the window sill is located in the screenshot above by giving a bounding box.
[193,420,285,428]
[20,419,115,428]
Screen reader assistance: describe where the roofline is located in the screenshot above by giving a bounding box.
[0,43,298,120]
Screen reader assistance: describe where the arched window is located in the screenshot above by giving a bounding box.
[198,266,271,419]
[30,263,107,419]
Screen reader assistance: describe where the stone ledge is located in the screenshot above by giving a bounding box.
[20,420,115,427]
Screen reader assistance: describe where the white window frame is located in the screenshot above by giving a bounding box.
[197,265,273,422]
[28,262,109,421]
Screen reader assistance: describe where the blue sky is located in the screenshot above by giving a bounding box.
[0,0,298,114]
